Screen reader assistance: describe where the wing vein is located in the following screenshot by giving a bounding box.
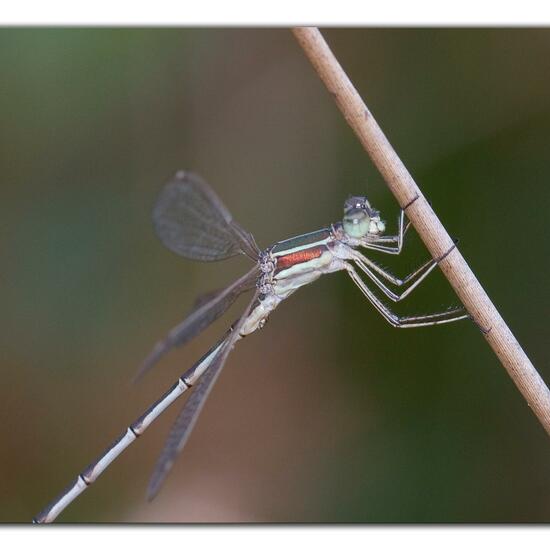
[147,291,260,500]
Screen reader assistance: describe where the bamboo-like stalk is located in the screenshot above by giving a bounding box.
[292,27,550,436]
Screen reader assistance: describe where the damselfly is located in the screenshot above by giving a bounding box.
[34,171,468,523]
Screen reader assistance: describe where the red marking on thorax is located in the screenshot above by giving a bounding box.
[276,246,325,271]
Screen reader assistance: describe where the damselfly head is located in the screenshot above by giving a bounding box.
[343,196,386,238]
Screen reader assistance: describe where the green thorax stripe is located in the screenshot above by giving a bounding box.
[271,228,332,256]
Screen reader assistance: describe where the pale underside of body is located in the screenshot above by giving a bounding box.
[34,171,468,523]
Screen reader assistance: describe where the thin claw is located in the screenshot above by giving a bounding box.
[403,194,419,210]
[435,242,457,264]
[471,315,491,335]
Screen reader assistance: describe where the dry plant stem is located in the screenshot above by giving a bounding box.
[292,27,550,436]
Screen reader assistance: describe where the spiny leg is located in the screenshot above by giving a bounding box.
[351,247,434,286]
[349,243,457,303]
[344,263,469,328]
[353,257,436,303]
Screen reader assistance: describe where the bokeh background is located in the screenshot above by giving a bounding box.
[1,28,549,523]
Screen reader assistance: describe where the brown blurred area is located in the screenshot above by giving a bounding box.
[1,28,549,522]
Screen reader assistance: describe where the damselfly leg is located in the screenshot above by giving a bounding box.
[363,209,410,254]
[345,260,468,328]
[351,251,438,303]
[354,209,464,308]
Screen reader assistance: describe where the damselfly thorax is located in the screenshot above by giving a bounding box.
[245,226,360,333]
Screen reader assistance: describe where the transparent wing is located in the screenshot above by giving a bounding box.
[147,291,260,500]
[135,266,259,382]
[146,340,228,501]
[153,171,260,262]
[190,288,226,312]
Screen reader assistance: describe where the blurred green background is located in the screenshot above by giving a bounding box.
[1,28,549,523]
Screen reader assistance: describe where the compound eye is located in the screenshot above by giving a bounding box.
[343,209,371,238]
[344,196,367,214]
